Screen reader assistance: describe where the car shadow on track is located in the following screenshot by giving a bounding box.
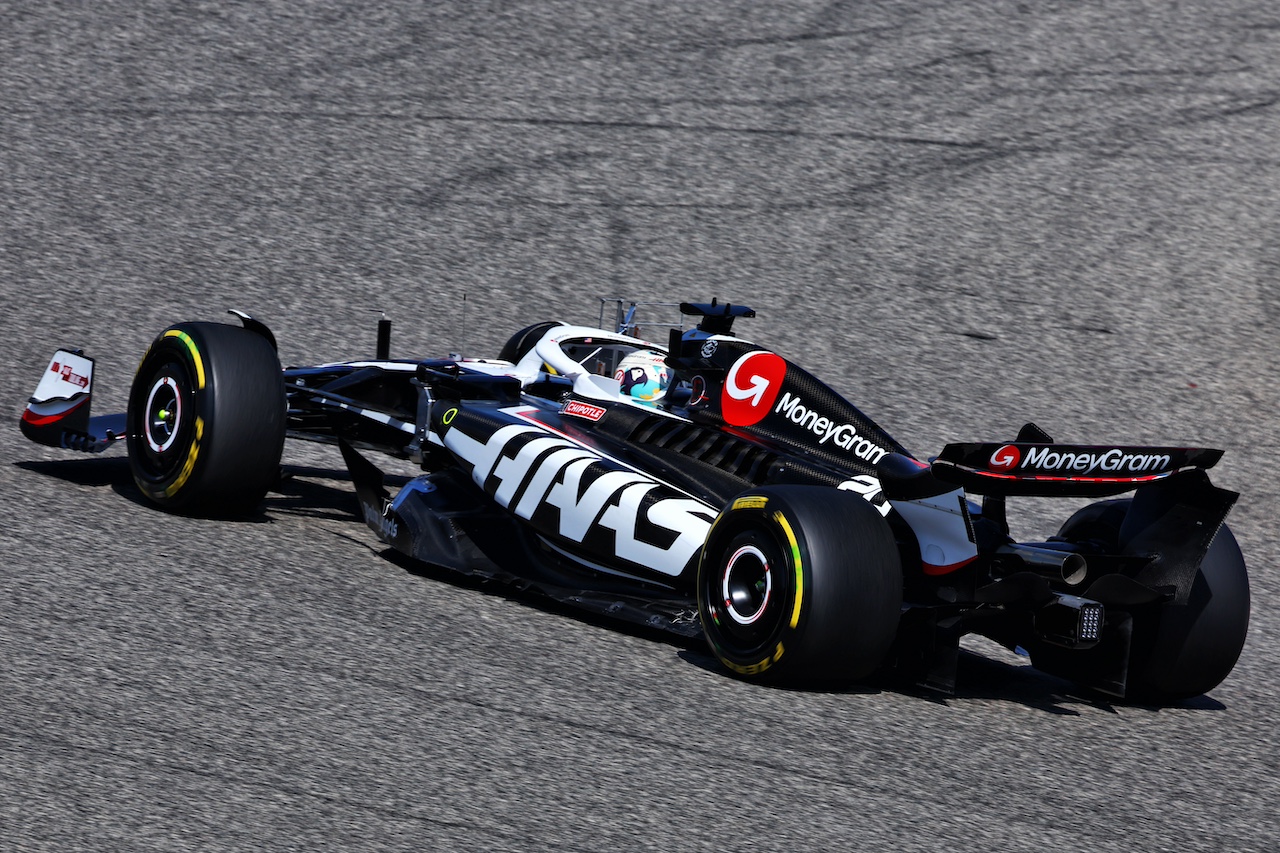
[13,458,383,526]
[15,456,133,488]
[379,543,1227,712]
[670,628,1228,713]
[263,465,409,524]
[18,458,1231,713]
[16,457,165,513]
[893,650,1225,714]
[679,646,1227,712]
[378,545,710,652]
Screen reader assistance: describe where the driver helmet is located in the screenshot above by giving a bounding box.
[614,349,671,404]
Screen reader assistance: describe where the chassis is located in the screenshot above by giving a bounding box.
[20,299,1250,701]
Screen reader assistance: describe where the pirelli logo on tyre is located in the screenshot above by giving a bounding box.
[732,496,768,511]
[722,641,785,676]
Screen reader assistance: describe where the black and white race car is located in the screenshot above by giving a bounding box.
[20,300,1250,702]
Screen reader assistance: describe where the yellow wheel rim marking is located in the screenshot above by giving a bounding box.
[774,510,803,629]
[164,415,203,498]
[162,329,206,390]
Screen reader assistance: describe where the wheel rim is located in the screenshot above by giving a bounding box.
[143,376,183,453]
[705,529,790,656]
[723,544,772,625]
[131,361,194,482]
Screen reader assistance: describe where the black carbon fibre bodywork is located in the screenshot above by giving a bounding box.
[20,301,1249,697]
[337,305,1239,696]
[669,334,911,476]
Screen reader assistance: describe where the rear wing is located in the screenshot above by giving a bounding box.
[19,349,125,453]
[931,442,1223,497]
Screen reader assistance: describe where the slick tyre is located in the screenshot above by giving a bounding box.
[499,321,560,365]
[1131,524,1250,701]
[1055,499,1250,702]
[697,486,902,685]
[127,322,285,516]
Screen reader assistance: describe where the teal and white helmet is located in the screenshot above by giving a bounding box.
[614,349,671,404]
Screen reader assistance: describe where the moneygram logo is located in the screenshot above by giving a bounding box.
[989,444,1021,472]
[721,351,786,426]
[989,444,1174,476]
[1023,447,1171,476]
[773,392,888,463]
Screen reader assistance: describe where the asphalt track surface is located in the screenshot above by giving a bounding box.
[3,3,1280,851]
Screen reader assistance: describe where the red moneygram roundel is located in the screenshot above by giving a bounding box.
[989,444,1021,472]
[721,351,787,426]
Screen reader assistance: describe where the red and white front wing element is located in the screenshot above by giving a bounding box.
[20,349,123,452]
[22,350,94,431]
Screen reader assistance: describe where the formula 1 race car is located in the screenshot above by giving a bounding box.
[19,300,1250,702]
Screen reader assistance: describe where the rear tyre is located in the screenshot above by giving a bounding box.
[499,321,560,365]
[127,322,285,516]
[697,486,902,684]
[1054,499,1250,702]
[1129,524,1249,701]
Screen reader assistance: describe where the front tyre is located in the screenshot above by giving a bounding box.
[127,322,285,516]
[697,486,902,685]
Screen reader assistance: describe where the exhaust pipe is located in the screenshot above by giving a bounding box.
[997,544,1088,586]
